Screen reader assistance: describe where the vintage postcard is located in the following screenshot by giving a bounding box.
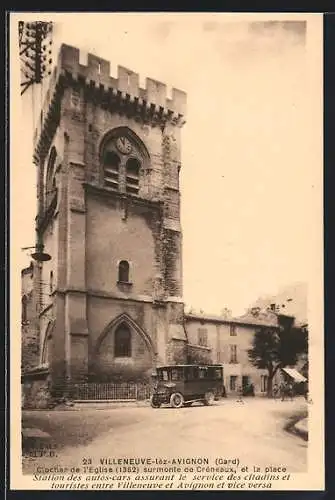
[9,12,324,491]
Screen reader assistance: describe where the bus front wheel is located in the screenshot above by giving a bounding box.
[170,392,184,408]
[150,396,161,408]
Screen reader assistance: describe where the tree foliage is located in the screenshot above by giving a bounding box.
[248,318,308,396]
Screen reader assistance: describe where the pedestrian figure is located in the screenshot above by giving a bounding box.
[287,382,294,401]
[273,383,279,400]
[236,385,244,403]
[280,381,287,401]
[280,381,294,401]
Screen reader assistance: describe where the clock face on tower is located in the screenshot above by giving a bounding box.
[116,136,132,155]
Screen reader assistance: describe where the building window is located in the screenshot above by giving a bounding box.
[230,324,237,336]
[103,151,120,191]
[230,375,238,391]
[261,375,268,393]
[100,129,148,196]
[230,345,237,363]
[114,323,131,357]
[126,158,140,195]
[242,375,250,388]
[198,327,208,347]
[118,260,130,283]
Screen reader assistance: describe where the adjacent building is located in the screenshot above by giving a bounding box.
[184,310,278,395]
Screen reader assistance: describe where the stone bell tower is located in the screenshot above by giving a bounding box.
[32,44,187,393]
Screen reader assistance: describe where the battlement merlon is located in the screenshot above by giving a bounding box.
[60,44,187,114]
[32,44,187,161]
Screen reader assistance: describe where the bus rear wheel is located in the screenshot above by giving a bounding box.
[204,391,215,406]
[170,392,184,408]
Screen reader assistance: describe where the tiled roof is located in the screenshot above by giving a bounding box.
[184,311,278,328]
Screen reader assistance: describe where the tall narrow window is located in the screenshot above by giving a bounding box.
[230,375,238,391]
[230,345,237,363]
[103,151,120,191]
[230,324,237,336]
[126,158,140,194]
[118,260,130,283]
[198,328,208,347]
[114,323,131,357]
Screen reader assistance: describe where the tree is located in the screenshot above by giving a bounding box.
[247,319,308,397]
[187,345,212,365]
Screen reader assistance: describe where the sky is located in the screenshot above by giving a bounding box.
[10,13,323,316]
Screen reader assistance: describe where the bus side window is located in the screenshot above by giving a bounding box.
[171,368,182,381]
[185,366,192,381]
[210,367,222,380]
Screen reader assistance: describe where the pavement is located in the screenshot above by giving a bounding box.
[22,397,308,475]
[292,417,308,440]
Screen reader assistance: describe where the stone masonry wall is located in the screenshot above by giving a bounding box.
[21,264,40,371]
[22,375,52,409]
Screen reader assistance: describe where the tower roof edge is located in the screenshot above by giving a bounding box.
[58,44,187,116]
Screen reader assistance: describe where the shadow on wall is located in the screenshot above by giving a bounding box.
[89,360,153,383]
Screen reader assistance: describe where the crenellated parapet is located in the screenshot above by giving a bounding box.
[59,44,186,115]
[33,44,187,165]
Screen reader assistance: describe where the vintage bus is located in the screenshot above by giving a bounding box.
[150,364,225,408]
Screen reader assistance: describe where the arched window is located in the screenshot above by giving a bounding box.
[118,260,130,283]
[103,150,121,191]
[100,129,148,196]
[114,323,131,357]
[126,158,140,194]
